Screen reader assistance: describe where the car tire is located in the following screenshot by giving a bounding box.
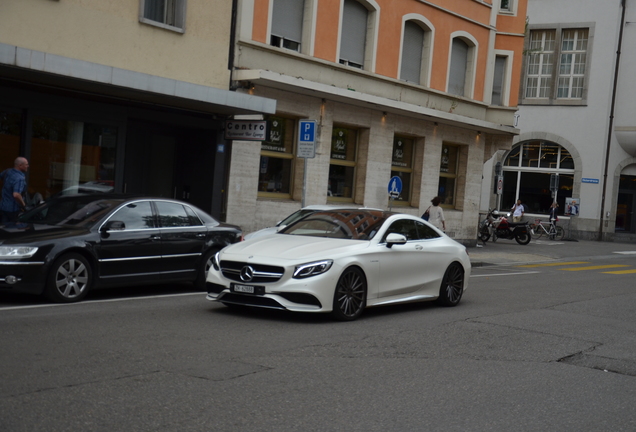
[515,232,531,245]
[436,262,464,307]
[331,267,367,321]
[195,248,219,291]
[45,253,92,303]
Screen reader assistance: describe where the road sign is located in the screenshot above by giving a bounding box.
[298,120,316,158]
[388,176,403,199]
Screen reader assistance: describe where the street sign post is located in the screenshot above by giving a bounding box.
[388,176,403,210]
[298,120,317,207]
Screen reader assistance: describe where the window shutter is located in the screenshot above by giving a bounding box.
[400,22,424,83]
[492,56,506,105]
[449,38,468,96]
[340,0,367,66]
[271,0,304,43]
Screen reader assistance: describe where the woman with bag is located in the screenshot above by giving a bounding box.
[425,196,446,232]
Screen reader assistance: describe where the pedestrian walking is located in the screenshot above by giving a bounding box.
[549,202,559,223]
[0,157,29,223]
[427,196,446,232]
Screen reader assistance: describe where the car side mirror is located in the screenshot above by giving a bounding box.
[385,233,407,248]
[101,220,126,233]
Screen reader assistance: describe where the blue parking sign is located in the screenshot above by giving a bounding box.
[298,120,316,158]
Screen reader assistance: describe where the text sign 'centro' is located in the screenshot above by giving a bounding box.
[297,120,317,159]
[224,120,267,141]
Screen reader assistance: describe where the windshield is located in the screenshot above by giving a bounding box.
[18,196,120,228]
[281,210,388,240]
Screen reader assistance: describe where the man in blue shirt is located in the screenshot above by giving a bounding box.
[0,157,29,223]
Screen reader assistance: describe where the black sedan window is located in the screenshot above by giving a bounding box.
[155,201,195,227]
[110,201,155,229]
[19,197,117,227]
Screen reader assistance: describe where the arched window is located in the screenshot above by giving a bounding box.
[271,0,305,52]
[449,38,469,96]
[502,141,575,214]
[400,21,425,83]
[340,0,369,69]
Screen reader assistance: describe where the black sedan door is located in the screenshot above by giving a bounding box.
[154,201,207,280]
[95,200,163,284]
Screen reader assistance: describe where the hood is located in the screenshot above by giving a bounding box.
[0,223,90,244]
[222,234,371,262]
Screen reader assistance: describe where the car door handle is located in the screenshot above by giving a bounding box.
[196,233,206,238]
[415,244,423,250]
[150,235,161,241]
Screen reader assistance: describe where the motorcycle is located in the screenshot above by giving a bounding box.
[479,209,531,245]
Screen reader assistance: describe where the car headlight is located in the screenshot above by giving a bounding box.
[212,252,221,271]
[293,260,333,279]
[0,246,38,258]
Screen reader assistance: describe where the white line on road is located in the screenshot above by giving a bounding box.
[0,292,203,311]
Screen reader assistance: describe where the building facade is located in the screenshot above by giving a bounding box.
[0,0,275,220]
[228,0,527,244]
[481,0,636,241]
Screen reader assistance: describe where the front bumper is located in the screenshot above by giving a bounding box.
[0,261,47,295]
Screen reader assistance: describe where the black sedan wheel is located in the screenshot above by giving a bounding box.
[45,253,92,303]
[331,267,367,321]
[437,262,464,307]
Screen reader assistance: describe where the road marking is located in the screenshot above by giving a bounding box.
[518,261,589,268]
[0,292,203,312]
[471,271,540,278]
[603,269,636,274]
[560,264,631,271]
[614,251,636,255]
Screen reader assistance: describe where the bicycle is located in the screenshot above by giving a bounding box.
[530,218,564,240]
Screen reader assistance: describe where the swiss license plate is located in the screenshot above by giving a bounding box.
[231,284,264,295]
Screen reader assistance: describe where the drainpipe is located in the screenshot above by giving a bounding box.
[599,0,626,241]
[228,0,239,90]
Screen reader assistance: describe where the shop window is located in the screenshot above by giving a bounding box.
[30,117,118,200]
[390,136,414,205]
[503,141,575,214]
[140,0,186,32]
[328,127,357,201]
[258,115,295,198]
[270,0,304,52]
[438,144,458,206]
[0,110,21,179]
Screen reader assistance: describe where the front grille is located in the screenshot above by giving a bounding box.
[219,293,285,309]
[220,260,284,283]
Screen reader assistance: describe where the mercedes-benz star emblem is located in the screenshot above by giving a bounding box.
[240,266,255,282]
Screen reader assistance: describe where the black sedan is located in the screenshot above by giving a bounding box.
[0,194,242,302]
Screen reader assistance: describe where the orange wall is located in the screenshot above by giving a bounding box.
[252,0,527,104]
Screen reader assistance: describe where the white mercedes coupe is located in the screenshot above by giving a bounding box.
[206,209,470,321]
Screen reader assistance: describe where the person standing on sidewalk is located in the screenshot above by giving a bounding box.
[428,196,446,232]
[511,199,525,223]
[0,157,29,223]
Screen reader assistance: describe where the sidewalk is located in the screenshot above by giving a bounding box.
[467,238,636,267]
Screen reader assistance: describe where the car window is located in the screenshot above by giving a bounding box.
[19,197,117,227]
[155,201,194,227]
[184,205,203,226]
[382,219,419,242]
[110,201,155,230]
[279,209,315,226]
[282,210,387,240]
[415,220,441,239]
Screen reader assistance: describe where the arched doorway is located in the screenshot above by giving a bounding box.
[502,140,575,214]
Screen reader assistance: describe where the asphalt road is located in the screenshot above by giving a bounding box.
[1,253,636,431]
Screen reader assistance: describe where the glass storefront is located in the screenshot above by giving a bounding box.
[0,110,22,178]
[31,116,118,200]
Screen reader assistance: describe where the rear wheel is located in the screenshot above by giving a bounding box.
[45,253,92,303]
[555,226,565,241]
[437,263,464,307]
[331,267,367,321]
[515,232,531,245]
